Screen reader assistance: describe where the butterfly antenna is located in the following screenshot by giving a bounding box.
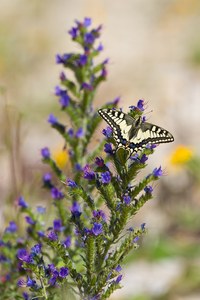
[143,109,153,122]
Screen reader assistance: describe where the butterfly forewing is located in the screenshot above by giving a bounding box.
[98,109,133,145]
[98,108,174,154]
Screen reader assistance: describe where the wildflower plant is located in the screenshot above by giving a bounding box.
[1,18,168,300]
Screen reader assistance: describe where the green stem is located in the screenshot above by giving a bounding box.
[40,277,48,299]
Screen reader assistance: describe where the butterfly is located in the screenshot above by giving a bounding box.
[98,108,174,155]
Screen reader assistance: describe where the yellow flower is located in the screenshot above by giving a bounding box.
[52,146,69,169]
[170,145,193,165]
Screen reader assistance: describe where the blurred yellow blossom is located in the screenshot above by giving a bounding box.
[170,145,193,166]
[52,146,69,169]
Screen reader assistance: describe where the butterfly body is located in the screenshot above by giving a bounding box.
[98,108,174,155]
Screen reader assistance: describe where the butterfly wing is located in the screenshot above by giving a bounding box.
[98,108,174,154]
[128,122,174,153]
[98,109,135,149]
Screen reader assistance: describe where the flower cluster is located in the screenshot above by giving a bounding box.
[0,18,167,300]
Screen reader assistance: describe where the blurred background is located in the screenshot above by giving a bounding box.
[0,0,200,299]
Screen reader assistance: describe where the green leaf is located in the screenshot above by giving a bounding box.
[97,182,116,211]
[68,185,95,210]
[116,148,130,165]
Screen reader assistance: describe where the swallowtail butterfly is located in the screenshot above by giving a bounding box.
[98,108,174,155]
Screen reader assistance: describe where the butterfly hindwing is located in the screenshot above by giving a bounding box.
[129,122,174,150]
[98,108,174,154]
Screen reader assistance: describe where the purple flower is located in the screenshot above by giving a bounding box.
[37,231,45,237]
[102,126,112,138]
[63,236,71,248]
[95,157,104,167]
[25,216,35,225]
[129,105,137,111]
[66,178,77,188]
[115,274,122,283]
[137,99,145,111]
[91,223,103,236]
[83,227,91,236]
[48,263,56,274]
[5,221,17,233]
[47,231,58,241]
[82,82,93,91]
[104,143,113,155]
[54,85,63,96]
[60,71,66,81]
[59,267,69,278]
[53,219,63,232]
[55,86,70,108]
[101,171,111,184]
[26,276,36,287]
[123,195,131,205]
[146,143,157,150]
[68,128,74,137]
[49,274,58,286]
[141,223,146,230]
[68,27,78,39]
[128,227,134,232]
[142,116,146,122]
[48,114,58,125]
[41,147,50,159]
[18,278,26,287]
[0,254,8,262]
[97,43,103,52]
[133,236,139,243]
[22,292,29,300]
[37,206,46,214]
[71,202,82,218]
[49,276,57,286]
[115,265,122,272]
[76,127,84,138]
[101,67,107,78]
[83,17,92,27]
[83,164,95,180]
[78,54,87,66]
[130,153,139,161]
[53,269,59,277]
[129,99,144,112]
[93,210,106,221]
[108,97,120,106]
[84,32,95,44]
[144,185,153,194]
[43,173,52,186]
[18,196,28,208]
[55,54,64,64]
[17,249,32,263]
[5,273,11,281]
[90,295,101,300]
[140,154,148,164]
[55,53,72,64]
[60,94,70,108]
[153,166,163,177]
[51,187,64,200]
[75,163,82,171]
[31,244,42,255]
